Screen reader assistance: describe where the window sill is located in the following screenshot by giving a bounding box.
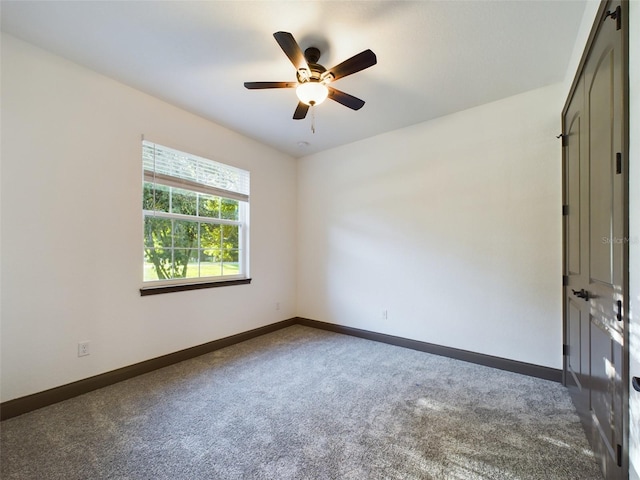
[140,278,251,296]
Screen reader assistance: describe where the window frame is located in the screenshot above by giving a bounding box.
[140,140,250,294]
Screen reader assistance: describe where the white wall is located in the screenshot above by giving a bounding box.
[561,0,601,98]
[0,34,298,402]
[297,83,564,368]
[628,1,639,477]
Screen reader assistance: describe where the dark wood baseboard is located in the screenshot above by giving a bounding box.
[0,318,297,421]
[1,316,561,421]
[296,318,562,383]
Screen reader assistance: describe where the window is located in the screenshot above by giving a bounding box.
[142,140,249,288]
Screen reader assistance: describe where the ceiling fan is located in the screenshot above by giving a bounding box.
[244,31,377,120]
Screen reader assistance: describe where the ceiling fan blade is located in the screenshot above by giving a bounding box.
[293,102,309,120]
[327,87,365,110]
[244,81,297,89]
[273,31,309,71]
[326,49,377,81]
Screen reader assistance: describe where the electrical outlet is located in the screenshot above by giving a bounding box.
[78,341,90,357]
[382,309,388,320]
[276,302,281,311]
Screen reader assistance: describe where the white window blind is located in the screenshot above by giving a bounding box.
[142,140,249,202]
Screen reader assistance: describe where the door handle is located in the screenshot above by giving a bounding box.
[571,289,590,301]
[633,377,640,392]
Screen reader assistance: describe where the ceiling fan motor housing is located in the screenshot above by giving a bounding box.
[297,47,327,84]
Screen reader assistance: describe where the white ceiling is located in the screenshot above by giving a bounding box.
[1,0,586,158]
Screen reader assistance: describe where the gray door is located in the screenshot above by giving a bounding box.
[564,74,590,421]
[563,2,626,479]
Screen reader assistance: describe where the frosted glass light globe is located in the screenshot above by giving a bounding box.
[296,81,329,106]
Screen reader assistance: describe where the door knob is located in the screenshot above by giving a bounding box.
[633,377,640,392]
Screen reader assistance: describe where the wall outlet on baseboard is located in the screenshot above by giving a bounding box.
[78,341,90,357]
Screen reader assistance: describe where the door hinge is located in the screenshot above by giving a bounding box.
[616,152,622,174]
[563,275,568,286]
[562,205,569,216]
[605,5,622,31]
[616,443,622,467]
[563,344,569,356]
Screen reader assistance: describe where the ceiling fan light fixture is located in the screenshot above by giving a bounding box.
[244,32,376,120]
[296,81,328,106]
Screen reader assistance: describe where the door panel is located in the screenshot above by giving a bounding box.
[588,48,615,287]
[563,2,626,479]
[567,299,583,389]
[590,319,615,456]
[567,113,581,276]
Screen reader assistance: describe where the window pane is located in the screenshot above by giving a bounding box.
[144,217,172,248]
[222,249,239,276]
[172,249,198,278]
[173,220,198,248]
[198,194,219,219]
[185,252,201,279]
[200,250,222,277]
[144,248,173,281]
[171,187,197,215]
[143,183,170,212]
[222,225,239,249]
[208,248,223,262]
[220,198,239,220]
[200,223,221,249]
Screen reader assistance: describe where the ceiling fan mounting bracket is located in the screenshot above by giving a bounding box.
[304,47,321,64]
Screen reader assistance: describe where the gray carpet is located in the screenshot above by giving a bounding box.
[1,325,602,479]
